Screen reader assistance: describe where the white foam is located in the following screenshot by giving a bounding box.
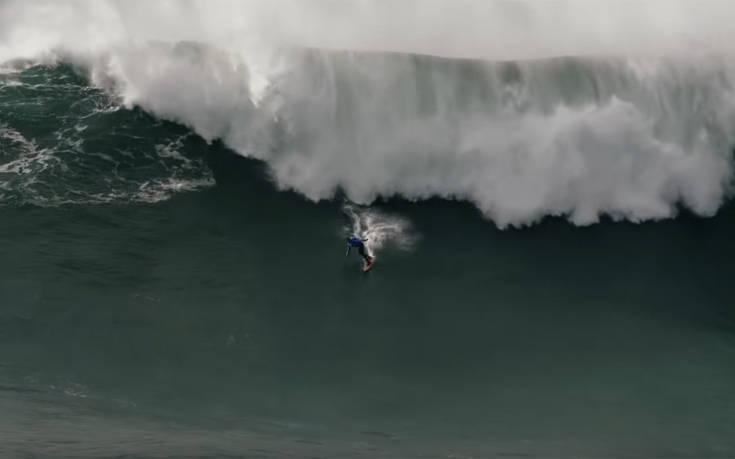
[0,124,214,206]
[134,177,216,204]
[0,125,58,175]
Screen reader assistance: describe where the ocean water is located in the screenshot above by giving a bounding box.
[2,2,735,458]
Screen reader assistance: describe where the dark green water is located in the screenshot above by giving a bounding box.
[1,65,735,458]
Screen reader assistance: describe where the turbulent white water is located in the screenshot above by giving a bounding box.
[343,203,417,257]
[2,0,735,226]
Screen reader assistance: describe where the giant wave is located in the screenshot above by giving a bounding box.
[2,0,735,226]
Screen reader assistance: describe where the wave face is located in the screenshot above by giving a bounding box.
[2,1,735,225]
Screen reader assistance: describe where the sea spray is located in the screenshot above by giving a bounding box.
[343,202,417,256]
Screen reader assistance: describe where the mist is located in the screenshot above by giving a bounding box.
[3,0,735,61]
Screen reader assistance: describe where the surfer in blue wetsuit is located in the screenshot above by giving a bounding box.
[346,236,373,266]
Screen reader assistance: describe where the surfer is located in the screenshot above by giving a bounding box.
[346,236,373,266]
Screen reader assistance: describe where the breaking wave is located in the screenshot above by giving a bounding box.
[2,0,735,225]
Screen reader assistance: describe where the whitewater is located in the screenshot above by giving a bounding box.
[2,0,735,226]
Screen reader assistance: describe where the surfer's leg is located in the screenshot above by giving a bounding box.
[358,246,371,264]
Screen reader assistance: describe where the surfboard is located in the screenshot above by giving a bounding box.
[363,258,375,272]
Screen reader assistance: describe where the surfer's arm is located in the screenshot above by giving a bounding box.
[345,245,351,256]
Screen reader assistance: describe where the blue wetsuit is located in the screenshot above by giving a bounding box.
[346,236,372,263]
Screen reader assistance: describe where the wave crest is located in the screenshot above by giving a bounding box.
[2,1,735,225]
